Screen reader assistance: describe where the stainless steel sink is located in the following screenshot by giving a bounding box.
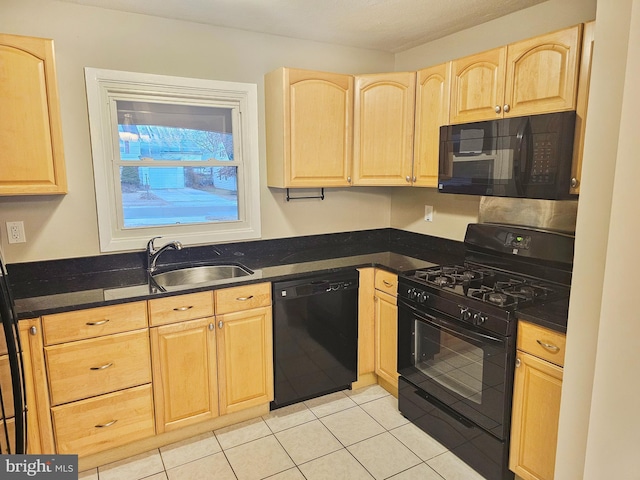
[151,264,257,291]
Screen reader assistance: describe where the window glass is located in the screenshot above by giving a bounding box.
[115,101,239,229]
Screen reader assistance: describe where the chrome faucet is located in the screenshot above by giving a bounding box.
[147,236,182,273]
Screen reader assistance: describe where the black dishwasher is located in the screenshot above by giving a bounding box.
[271,270,359,409]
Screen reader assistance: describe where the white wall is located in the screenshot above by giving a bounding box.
[391,0,596,241]
[557,0,640,477]
[0,0,395,263]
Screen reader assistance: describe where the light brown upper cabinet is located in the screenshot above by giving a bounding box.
[352,72,416,186]
[0,34,67,195]
[450,25,582,124]
[571,21,595,195]
[265,67,353,188]
[413,63,451,187]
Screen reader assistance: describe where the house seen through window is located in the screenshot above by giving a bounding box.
[117,102,239,228]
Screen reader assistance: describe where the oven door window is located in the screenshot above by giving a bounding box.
[398,306,511,439]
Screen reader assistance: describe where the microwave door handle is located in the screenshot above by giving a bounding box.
[514,118,531,196]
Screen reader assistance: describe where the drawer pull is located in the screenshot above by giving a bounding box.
[86,319,110,326]
[236,295,254,301]
[95,420,118,428]
[90,362,114,371]
[173,305,194,312]
[382,280,394,287]
[536,339,560,352]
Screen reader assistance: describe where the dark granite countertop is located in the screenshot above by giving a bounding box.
[8,228,569,333]
[516,297,570,334]
[12,251,440,318]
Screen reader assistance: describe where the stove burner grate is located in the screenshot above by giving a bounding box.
[410,263,565,310]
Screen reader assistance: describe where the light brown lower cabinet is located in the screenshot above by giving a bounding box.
[374,270,399,395]
[150,305,273,433]
[216,306,274,415]
[18,282,273,460]
[151,317,219,433]
[374,290,398,393]
[510,322,565,480]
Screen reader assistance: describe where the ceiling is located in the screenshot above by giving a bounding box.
[54,0,547,53]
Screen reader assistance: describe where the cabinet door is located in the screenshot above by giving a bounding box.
[510,351,563,480]
[413,63,450,187]
[217,306,273,415]
[374,290,398,395]
[571,21,595,195]
[505,25,582,117]
[0,34,67,195]
[265,68,353,187]
[353,72,416,185]
[18,319,55,454]
[450,47,507,123]
[150,318,218,433]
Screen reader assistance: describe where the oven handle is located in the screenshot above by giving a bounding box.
[398,299,505,346]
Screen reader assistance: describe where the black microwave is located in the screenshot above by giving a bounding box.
[438,111,576,199]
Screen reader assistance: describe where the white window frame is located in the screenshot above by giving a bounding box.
[84,68,261,252]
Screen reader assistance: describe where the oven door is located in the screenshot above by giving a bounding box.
[397,299,514,440]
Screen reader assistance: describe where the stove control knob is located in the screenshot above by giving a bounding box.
[459,306,472,322]
[418,292,429,303]
[473,313,487,326]
[408,288,418,300]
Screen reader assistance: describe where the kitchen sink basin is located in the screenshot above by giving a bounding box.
[151,264,257,291]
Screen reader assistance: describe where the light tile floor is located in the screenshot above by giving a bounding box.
[79,385,485,480]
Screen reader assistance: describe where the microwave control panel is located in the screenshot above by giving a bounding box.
[531,133,558,184]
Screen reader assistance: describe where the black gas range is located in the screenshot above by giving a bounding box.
[397,223,573,480]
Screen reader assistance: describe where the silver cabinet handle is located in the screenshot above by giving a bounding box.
[413,176,417,182]
[515,358,521,368]
[571,177,579,188]
[218,320,223,329]
[494,105,501,113]
[536,339,560,352]
[383,280,394,287]
[208,323,214,331]
[173,305,193,312]
[406,176,411,182]
[95,420,117,428]
[347,176,351,183]
[236,296,254,301]
[503,104,511,113]
[86,319,110,326]
[30,326,37,336]
[90,362,113,371]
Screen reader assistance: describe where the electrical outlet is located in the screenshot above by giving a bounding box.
[6,221,26,244]
[424,205,434,222]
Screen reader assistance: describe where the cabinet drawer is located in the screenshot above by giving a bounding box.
[215,282,271,314]
[517,321,566,367]
[374,270,398,296]
[148,291,214,326]
[42,302,148,345]
[51,384,155,457]
[45,329,151,406]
